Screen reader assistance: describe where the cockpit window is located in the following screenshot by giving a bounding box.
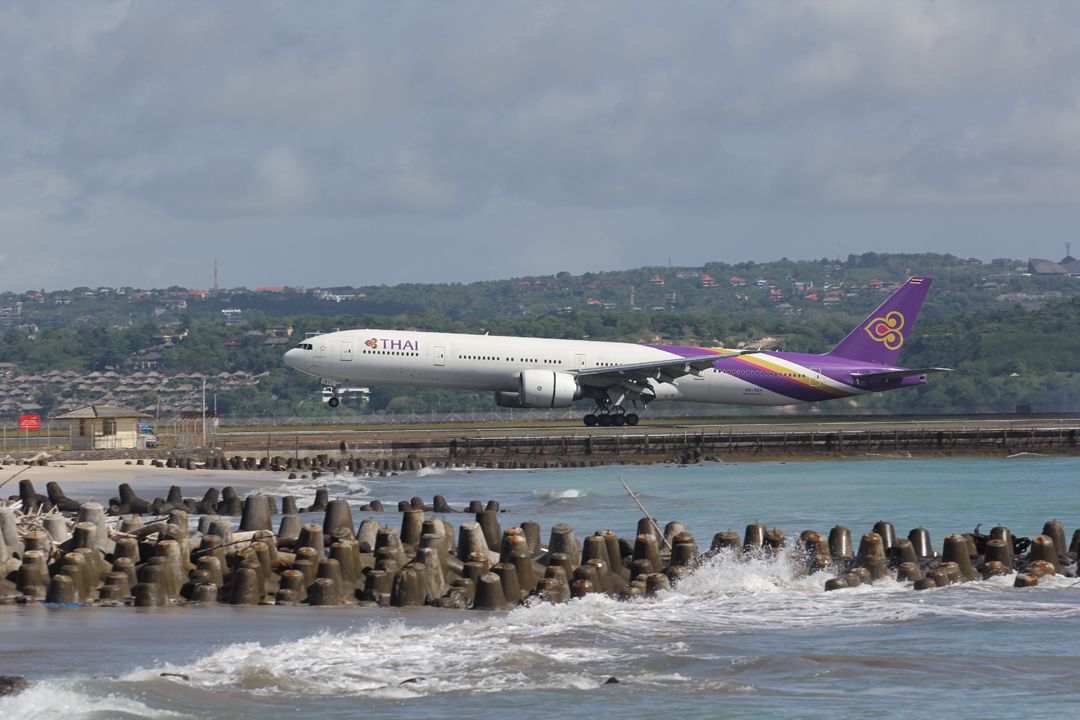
[296,343,314,350]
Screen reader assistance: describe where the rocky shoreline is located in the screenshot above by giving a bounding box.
[1,464,1077,699]
[0,474,1073,613]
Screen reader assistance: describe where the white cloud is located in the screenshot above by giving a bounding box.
[251,147,311,212]
[2,1,1080,289]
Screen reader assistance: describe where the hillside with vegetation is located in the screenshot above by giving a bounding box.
[2,252,1079,419]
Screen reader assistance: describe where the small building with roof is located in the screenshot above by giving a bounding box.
[55,404,154,450]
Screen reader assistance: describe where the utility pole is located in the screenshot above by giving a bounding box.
[201,377,207,446]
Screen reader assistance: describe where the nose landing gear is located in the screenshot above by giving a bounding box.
[321,384,373,408]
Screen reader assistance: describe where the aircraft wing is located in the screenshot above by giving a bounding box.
[575,351,754,387]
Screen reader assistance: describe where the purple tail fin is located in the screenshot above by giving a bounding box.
[827,277,932,365]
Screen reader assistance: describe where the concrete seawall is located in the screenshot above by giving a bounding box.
[215,422,1080,468]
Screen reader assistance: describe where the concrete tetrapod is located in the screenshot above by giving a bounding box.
[828,526,853,561]
[297,524,326,561]
[476,509,501,551]
[356,519,379,553]
[132,582,166,607]
[632,533,663,574]
[872,521,897,550]
[520,521,542,556]
[1041,521,1067,560]
[473,572,508,610]
[322,500,355,539]
[228,567,262,605]
[278,514,303,541]
[1026,535,1062,572]
[854,533,889,581]
[308,577,341,606]
[711,531,740,553]
[458,522,499,566]
[548,523,581,567]
[0,508,21,561]
[400,509,424,548]
[983,538,1013,568]
[76,503,114,554]
[42,516,71,545]
[239,496,273,533]
[390,567,425,608]
[743,523,767,553]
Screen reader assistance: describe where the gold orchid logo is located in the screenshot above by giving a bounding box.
[365,338,378,349]
[864,311,905,350]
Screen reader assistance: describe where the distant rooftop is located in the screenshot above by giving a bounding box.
[55,404,153,419]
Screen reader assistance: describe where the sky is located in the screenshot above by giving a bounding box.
[3,1,1080,291]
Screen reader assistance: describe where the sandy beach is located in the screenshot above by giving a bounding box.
[1,459,292,503]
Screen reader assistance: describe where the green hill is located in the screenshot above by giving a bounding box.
[2,252,1078,417]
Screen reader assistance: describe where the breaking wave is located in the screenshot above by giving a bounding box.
[532,488,588,501]
[117,551,1080,701]
[8,549,1080,718]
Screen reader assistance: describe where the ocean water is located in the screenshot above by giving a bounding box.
[3,457,1080,719]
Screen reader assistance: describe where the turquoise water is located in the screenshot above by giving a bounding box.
[3,457,1080,719]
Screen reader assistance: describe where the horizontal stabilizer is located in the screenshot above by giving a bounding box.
[849,367,952,388]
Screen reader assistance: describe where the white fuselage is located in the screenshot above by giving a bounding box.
[283,328,845,406]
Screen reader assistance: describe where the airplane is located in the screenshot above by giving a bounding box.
[284,276,950,426]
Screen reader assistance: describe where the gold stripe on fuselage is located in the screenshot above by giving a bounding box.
[729,353,855,398]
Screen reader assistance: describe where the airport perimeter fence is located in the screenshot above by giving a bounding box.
[0,421,61,453]
[4,405,1079,454]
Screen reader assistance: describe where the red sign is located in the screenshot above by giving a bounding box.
[18,414,40,431]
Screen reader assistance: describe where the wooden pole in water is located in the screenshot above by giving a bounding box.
[618,476,671,551]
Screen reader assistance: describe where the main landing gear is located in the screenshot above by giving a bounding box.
[583,408,639,427]
[582,389,644,427]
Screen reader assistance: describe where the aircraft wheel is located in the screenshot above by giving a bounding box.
[611,414,626,427]
[583,414,598,427]
[625,413,639,426]
[597,414,612,427]
[328,396,340,408]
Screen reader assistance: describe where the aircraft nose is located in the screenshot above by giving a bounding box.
[283,348,300,369]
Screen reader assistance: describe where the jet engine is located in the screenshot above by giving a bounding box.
[518,369,581,408]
